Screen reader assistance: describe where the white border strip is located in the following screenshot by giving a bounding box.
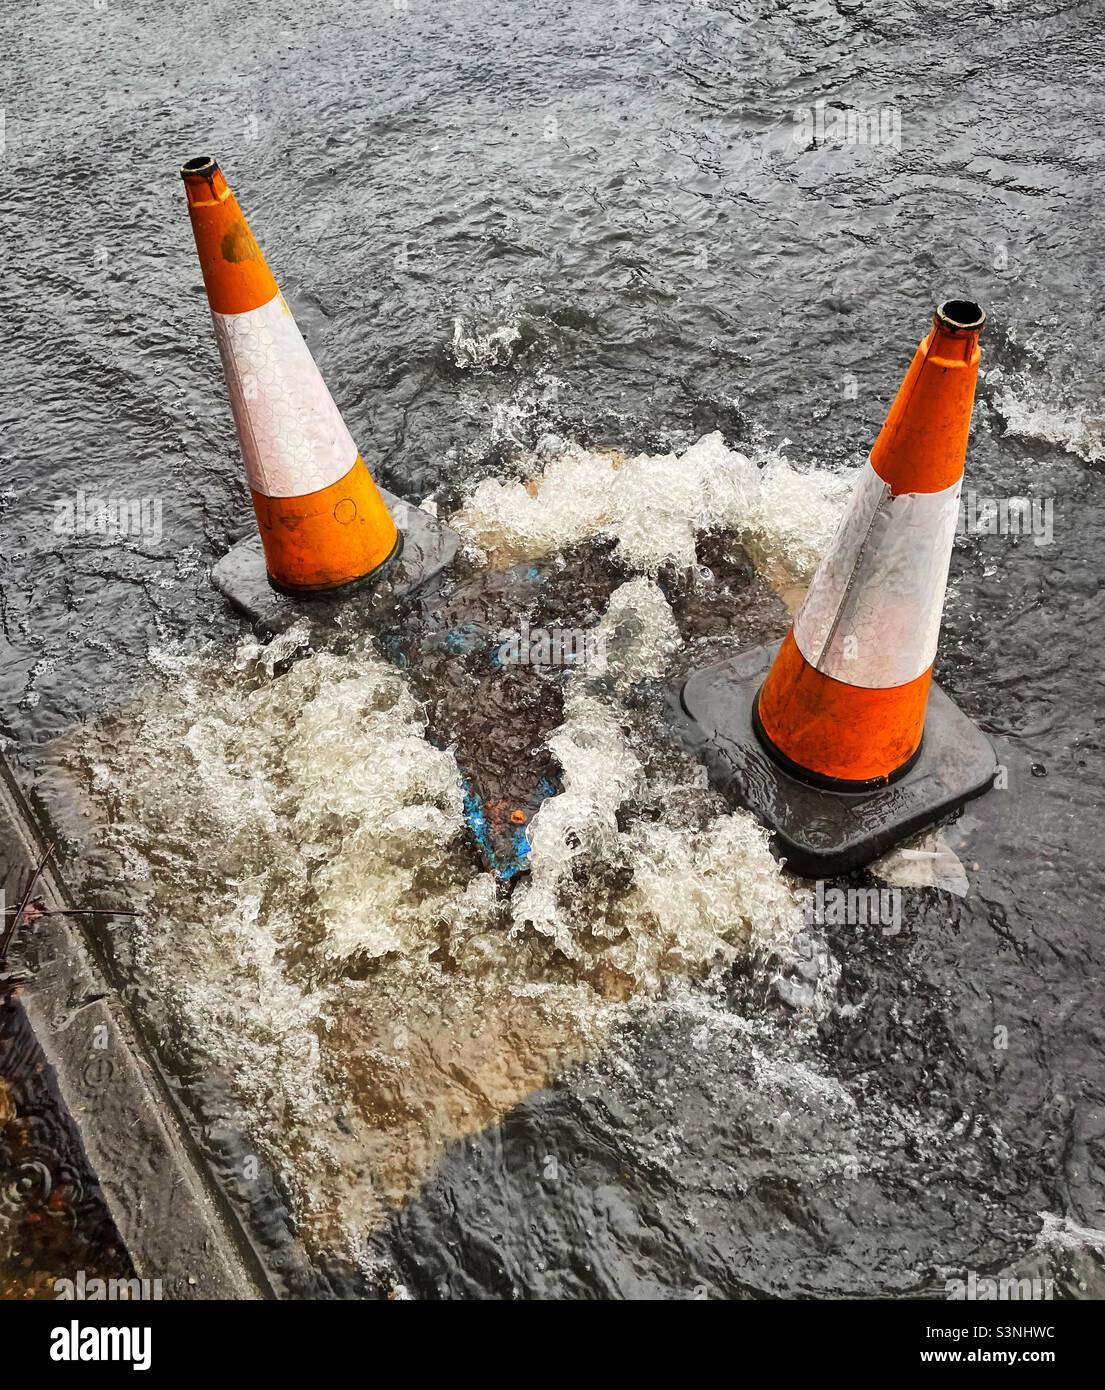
[212,294,358,499]
[793,461,961,688]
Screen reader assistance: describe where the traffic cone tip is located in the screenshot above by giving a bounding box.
[180,155,218,177]
[935,299,985,333]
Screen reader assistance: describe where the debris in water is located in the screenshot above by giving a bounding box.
[870,830,970,897]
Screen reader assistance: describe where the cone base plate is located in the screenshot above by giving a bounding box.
[667,642,996,878]
[211,488,459,634]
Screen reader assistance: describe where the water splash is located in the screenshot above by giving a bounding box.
[988,367,1105,463]
[60,430,855,1260]
[70,610,799,1255]
[449,430,855,586]
[449,313,525,372]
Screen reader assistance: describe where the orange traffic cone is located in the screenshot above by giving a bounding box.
[180,157,399,595]
[669,300,996,876]
[755,299,985,787]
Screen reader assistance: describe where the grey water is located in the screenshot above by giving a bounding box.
[2,0,1105,1298]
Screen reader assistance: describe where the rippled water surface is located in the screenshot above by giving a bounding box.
[0,1002,132,1299]
[2,0,1104,1297]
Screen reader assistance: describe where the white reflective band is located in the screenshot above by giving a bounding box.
[792,461,961,688]
[211,294,358,499]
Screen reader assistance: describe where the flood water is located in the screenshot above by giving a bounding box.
[0,1002,132,1300]
[2,0,1105,1298]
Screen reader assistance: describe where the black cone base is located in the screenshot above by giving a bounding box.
[211,489,459,636]
[667,642,996,878]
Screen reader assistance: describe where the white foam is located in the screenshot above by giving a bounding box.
[449,430,856,583]
[449,313,523,371]
[592,577,683,692]
[988,367,1105,463]
[1034,1212,1105,1253]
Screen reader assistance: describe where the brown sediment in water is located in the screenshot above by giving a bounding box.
[296,968,612,1249]
[40,442,837,1260]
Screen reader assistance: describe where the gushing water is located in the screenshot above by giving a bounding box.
[67,432,845,1261]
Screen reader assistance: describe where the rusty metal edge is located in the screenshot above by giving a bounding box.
[0,752,269,1301]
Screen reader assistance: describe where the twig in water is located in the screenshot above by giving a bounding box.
[1,844,138,1004]
[3,905,139,919]
[0,840,56,965]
